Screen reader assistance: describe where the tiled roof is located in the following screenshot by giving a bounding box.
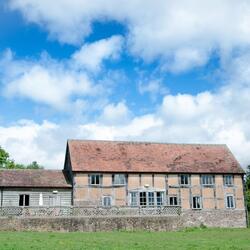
[0,170,72,188]
[67,140,244,174]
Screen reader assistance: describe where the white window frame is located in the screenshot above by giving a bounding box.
[19,194,30,207]
[130,192,138,207]
[102,196,112,207]
[129,191,165,207]
[179,174,190,186]
[168,195,178,206]
[156,191,164,206]
[224,175,234,186]
[89,174,103,186]
[112,174,126,185]
[192,196,202,209]
[226,194,235,209]
[201,175,214,186]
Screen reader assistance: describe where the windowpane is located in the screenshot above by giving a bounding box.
[25,195,30,206]
[192,196,201,209]
[169,196,178,206]
[89,174,102,185]
[202,175,214,185]
[156,192,163,206]
[19,194,30,207]
[130,192,138,206]
[224,175,233,186]
[226,195,234,208]
[113,174,126,185]
[103,196,111,207]
[96,175,100,184]
[19,195,24,206]
[180,174,189,185]
[148,192,155,206]
[139,192,147,207]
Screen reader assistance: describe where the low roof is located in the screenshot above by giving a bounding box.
[0,170,72,188]
[67,140,244,174]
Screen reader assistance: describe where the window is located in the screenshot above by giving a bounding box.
[156,192,164,206]
[192,196,202,209]
[201,175,214,186]
[102,196,112,207]
[224,175,233,186]
[19,194,30,207]
[130,191,165,207]
[148,192,155,206]
[112,174,126,185]
[139,192,147,207]
[130,192,138,206]
[169,196,178,206]
[89,174,103,185]
[179,174,190,186]
[226,195,235,209]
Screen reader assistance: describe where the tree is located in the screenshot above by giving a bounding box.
[26,161,43,169]
[0,146,12,168]
[0,146,43,169]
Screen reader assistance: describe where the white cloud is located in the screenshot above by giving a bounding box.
[69,53,250,169]
[1,1,250,169]
[0,120,64,168]
[72,35,123,72]
[138,79,168,101]
[8,0,250,71]
[99,102,131,125]
[0,36,123,110]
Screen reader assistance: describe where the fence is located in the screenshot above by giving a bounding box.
[0,206,181,217]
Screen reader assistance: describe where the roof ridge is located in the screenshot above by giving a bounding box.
[0,169,62,171]
[67,139,227,147]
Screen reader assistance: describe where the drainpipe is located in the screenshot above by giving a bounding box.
[1,188,3,207]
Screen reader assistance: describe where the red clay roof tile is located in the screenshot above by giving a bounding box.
[67,140,244,174]
[0,169,72,188]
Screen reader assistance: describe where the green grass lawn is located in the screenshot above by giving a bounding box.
[0,228,249,250]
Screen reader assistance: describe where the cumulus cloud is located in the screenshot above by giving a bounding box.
[0,36,123,110]
[2,51,250,169]
[99,102,131,125]
[8,0,250,71]
[1,0,250,170]
[138,79,168,101]
[72,35,123,72]
[0,120,64,167]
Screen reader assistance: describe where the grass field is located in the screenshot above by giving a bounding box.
[0,228,250,250]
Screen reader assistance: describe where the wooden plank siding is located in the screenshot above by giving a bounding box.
[1,188,72,207]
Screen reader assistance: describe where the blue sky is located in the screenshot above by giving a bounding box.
[0,1,250,169]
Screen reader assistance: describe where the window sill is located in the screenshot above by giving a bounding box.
[112,184,126,186]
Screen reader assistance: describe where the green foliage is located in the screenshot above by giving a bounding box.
[26,161,43,169]
[0,146,10,168]
[0,229,250,250]
[0,146,43,169]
